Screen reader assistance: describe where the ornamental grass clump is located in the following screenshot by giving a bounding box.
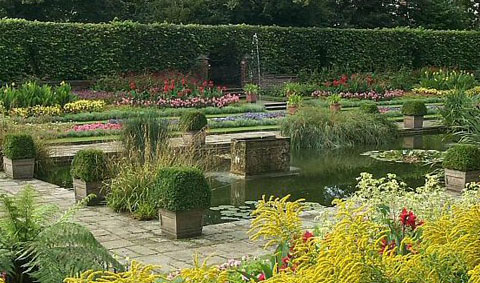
[71,149,108,182]
[281,107,397,150]
[179,111,208,132]
[443,144,480,171]
[2,134,35,160]
[401,100,428,116]
[155,167,211,212]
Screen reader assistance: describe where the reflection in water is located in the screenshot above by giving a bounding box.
[206,134,449,224]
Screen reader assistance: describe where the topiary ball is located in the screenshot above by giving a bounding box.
[71,149,108,182]
[443,144,480,171]
[179,111,207,132]
[155,167,211,212]
[2,134,36,160]
[401,101,427,116]
[359,102,379,114]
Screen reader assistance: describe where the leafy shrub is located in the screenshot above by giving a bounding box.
[2,134,35,160]
[71,149,108,182]
[155,167,211,212]
[281,107,397,150]
[401,100,427,116]
[63,100,106,114]
[243,83,260,94]
[287,94,302,107]
[359,102,379,113]
[440,90,476,128]
[466,86,480,96]
[443,144,480,171]
[179,111,207,132]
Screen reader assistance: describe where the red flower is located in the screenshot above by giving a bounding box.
[333,80,340,87]
[400,208,420,230]
[379,238,396,254]
[257,273,266,281]
[324,81,332,87]
[129,81,136,90]
[303,231,314,243]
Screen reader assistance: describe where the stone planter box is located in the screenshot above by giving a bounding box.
[404,115,424,129]
[182,130,206,147]
[73,178,104,205]
[159,208,204,239]
[444,168,480,192]
[246,93,257,103]
[330,103,341,112]
[3,157,34,179]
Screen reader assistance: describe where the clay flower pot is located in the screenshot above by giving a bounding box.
[288,106,298,115]
[246,93,257,103]
[330,103,341,112]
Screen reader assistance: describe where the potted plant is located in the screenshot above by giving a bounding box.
[359,102,379,114]
[328,94,342,112]
[3,134,36,179]
[287,94,303,115]
[157,167,211,239]
[179,111,208,147]
[244,83,259,103]
[71,149,108,205]
[443,144,480,192]
[401,100,427,129]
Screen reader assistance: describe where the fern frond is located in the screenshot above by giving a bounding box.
[23,222,123,283]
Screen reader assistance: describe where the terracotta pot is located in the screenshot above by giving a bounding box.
[159,208,205,239]
[3,156,34,179]
[73,178,105,205]
[403,115,424,129]
[330,103,341,112]
[444,168,480,192]
[288,106,297,115]
[246,93,257,103]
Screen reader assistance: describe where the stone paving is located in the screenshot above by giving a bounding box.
[0,173,321,273]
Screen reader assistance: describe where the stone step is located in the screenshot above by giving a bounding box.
[264,102,287,111]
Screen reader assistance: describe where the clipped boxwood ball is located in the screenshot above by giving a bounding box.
[401,101,427,116]
[2,134,36,160]
[155,167,211,212]
[359,102,379,114]
[179,111,207,132]
[71,149,108,182]
[443,144,480,171]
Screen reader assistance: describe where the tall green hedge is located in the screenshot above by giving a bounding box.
[2,19,480,81]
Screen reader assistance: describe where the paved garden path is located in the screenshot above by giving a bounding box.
[0,173,320,273]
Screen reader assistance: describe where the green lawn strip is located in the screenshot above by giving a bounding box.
[209,125,280,134]
[47,135,119,144]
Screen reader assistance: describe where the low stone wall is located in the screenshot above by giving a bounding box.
[230,136,290,176]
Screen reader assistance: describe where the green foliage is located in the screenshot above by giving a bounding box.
[2,134,35,160]
[4,19,480,81]
[327,93,341,105]
[419,69,477,90]
[121,112,170,160]
[359,102,379,114]
[440,90,475,128]
[0,81,76,110]
[401,100,427,116]
[243,83,259,94]
[287,94,302,107]
[179,111,207,132]
[0,185,122,282]
[443,144,480,171]
[71,149,108,182]
[281,107,397,150]
[155,167,211,212]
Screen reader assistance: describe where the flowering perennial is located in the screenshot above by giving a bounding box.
[312,89,404,101]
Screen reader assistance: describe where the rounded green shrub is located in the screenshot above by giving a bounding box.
[155,167,211,212]
[179,111,207,132]
[401,101,427,116]
[443,144,480,171]
[2,134,36,160]
[71,149,108,182]
[359,102,379,114]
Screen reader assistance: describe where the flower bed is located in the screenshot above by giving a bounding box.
[117,93,240,108]
[210,112,285,123]
[72,121,122,132]
[312,89,405,101]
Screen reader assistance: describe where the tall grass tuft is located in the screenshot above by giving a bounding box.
[281,107,398,150]
[121,111,169,162]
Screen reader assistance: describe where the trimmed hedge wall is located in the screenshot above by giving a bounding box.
[3,19,480,81]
